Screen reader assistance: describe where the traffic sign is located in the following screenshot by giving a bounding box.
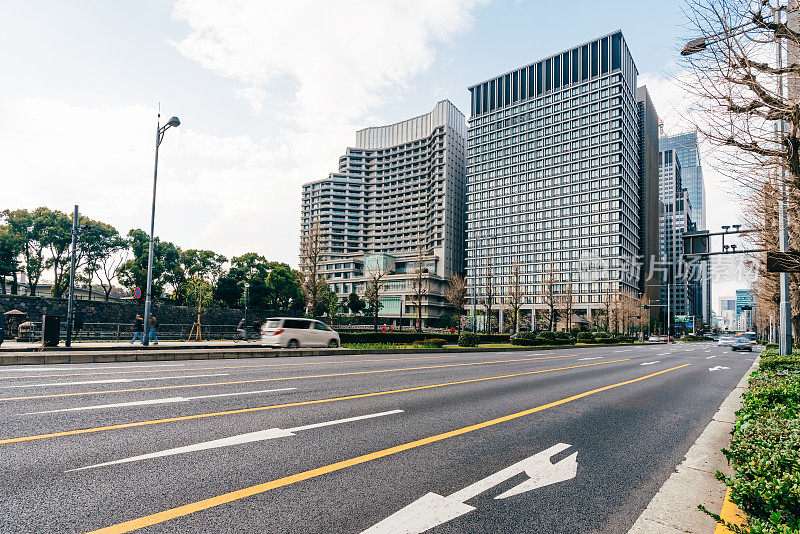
[133,287,142,299]
[674,315,689,322]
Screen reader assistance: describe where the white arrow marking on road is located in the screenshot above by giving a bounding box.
[640,361,660,366]
[68,409,404,472]
[706,355,716,359]
[361,443,577,534]
[709,366,730,372]
[577,357,602,361]
[0,373,230,388]
[22,387,296,414]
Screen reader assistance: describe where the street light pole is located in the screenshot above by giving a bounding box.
[65,205,79,348]
[142,113,180,346]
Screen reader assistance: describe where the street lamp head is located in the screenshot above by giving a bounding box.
[167,116,181,128]
[681,37,707,56]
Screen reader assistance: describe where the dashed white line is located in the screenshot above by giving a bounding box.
[22,388,296,414]
[0,373,230,388]
[706,355,716,359]
[613,350,633,353]
[577,357,603,361]
[640,361,660,366]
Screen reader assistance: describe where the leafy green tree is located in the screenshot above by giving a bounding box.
[214,275,242,308]
[265,264,303,310]
[118,229,181,302]
[320,286,341,325]
[0,224,22,294]
[76,218,125,301]
[37,208,73,298]
[347,292,365,315]
[180,249,227,285]
[1,209,46,295]
[246,277,268,309]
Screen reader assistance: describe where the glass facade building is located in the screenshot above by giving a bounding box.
[465,31,643,323]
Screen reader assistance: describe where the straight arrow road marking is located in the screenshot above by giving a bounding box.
[361,443,577,534]
[577,357,602,361]
[640,361,660,366]
[68,409,403,472]
[84,364,689,534]
[21,388,297,415]
[709,366,730,372]
[0,374,230,388]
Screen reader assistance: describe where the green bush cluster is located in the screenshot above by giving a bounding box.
[708,347,800,533]
[411,338,448,348]
[338,332,508,345]
[458,332,480,347]
[510,330,575,346]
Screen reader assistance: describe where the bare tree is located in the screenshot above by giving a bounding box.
[559,278,575,332]
[362,261,391,332]
[444,273,467,333]
[97,248,128,302]
[600,283,613,332]
[410,243,430,331]
[542,261,558,331]
[481,265,496,333]
[505,263,525,334]
[300,219,325,317]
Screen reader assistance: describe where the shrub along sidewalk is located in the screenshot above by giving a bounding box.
[703,345,800,533]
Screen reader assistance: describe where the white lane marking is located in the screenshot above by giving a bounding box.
[640,361,660,366]
[709,366,730,372]
[362,443,577,534]
[657,353,671,356]
[0,373,230,388]
[613,350,633,353]
[577,357,602,361]
[704,350,712,353]
[22,388,296,414]
[706,355,716,359]
[68,409,404,472]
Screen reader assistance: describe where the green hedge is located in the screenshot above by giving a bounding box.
[338,332,509,345]
[411,338,447,348]
[704,347,800,533]
[458,332,480,347]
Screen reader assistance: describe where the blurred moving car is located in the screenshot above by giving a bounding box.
[647,335,668,342]
[717,336,737,347]
[731,337,755,352]
[260,318,340,348]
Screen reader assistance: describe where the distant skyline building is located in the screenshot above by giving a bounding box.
[636,86,661,306]
[300,100,467,325]
[660,130,710,324]
[465,31,646,327]
[658,147,700,331]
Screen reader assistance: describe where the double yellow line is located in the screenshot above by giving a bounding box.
[0,358,622,445]
[87,363,691,534]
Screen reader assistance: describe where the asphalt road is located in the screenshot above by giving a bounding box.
[0,342,756,533]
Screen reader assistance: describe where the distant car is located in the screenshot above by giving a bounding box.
[731,338,755,352]
[647,335,668,343]
[260,318,340,348]
[717,336,737,347]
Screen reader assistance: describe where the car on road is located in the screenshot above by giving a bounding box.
[260,318,340,348]
[647,335,668,343]
[717,336,737,347]
[731,337,755,352]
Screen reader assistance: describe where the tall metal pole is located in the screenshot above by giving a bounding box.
[667,282,672,341]
[143,118,161,346]
[65,205,79,347]
[777,13,794,356]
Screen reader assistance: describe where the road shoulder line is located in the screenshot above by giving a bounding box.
[628,352,761,534]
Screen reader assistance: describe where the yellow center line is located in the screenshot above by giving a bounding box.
[0,354,578,402]
[86,363,691,534]
[0,358,627,445]
[0,354,470,380]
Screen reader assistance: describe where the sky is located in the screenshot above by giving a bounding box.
[0,0,752,310]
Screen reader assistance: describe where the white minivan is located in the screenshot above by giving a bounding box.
[260,318,340,348]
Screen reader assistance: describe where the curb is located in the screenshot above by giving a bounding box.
[714,488,746,534]
[0,342,651,366]
[628,352,761,534]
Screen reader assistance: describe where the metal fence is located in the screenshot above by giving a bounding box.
[18,322,248,342]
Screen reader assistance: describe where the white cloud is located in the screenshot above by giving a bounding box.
[0,0,486,270]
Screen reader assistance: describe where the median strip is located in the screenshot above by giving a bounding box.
[0,358,627,445]
[84,363,690,534]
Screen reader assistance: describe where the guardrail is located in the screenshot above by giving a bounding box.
[15,322,247,342]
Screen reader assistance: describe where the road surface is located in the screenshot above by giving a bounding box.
[0,342,756,533]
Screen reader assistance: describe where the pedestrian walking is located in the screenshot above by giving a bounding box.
[236,317,248,342]
[130,314,143,344]
[148,314,159,345]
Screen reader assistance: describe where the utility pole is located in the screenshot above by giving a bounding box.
[65,205,79,348]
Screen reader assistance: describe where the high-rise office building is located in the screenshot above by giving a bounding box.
[659,148,700,331]
[300,100,467,324]
[465,31,645,326]
[636,86,661,306]
[660,130,710,323]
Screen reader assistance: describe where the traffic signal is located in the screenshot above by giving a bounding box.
[641,305,649,310]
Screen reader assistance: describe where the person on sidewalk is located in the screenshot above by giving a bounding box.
[130,314,144,344]
[236,318,247,342]
[148,314,159,345]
